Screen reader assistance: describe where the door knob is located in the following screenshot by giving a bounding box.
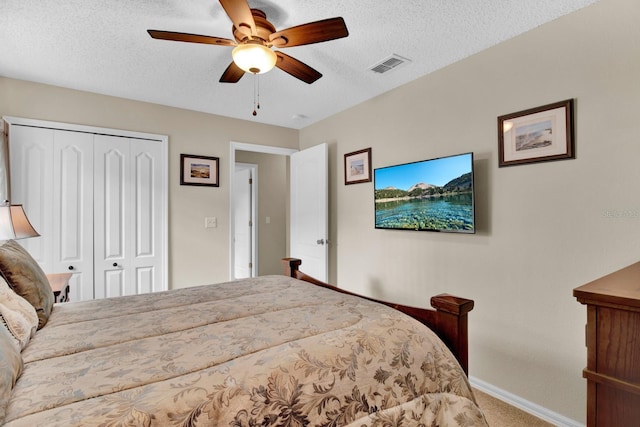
[113,262,118,267]
[68,265,74,271]
[316,239,325,245]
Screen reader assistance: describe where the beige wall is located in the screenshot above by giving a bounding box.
[1,0,638,422]
[299,0,639,422]
[235,150,288,275]
[0,77,298,288]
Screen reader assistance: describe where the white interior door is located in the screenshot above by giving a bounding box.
[233,164,254,278]
[290,143,328,282]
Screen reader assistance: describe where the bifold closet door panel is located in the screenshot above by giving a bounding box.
[94,134,132,299]
[52,130,94,301]
[130,139,164,295]
[9,126,94,301]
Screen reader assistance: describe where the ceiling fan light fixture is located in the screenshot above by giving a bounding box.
[232,43,277,74]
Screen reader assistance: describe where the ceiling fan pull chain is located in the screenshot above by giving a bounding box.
[257,75,261,111]
[252,74,258,116]
[252,74,261,116]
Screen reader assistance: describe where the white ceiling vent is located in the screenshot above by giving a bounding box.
[369,54,410,74]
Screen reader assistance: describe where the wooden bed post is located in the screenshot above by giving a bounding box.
[282,258,302,277]
[281,257,474,375]
[430,294,474,375]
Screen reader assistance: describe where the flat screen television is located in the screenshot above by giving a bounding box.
[374,152,475,233]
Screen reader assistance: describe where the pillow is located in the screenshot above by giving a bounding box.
[0,276,38,350]
[0,240,54,329]
[0,323,23,423]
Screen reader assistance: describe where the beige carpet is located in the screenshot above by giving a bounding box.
[473,388,555,426]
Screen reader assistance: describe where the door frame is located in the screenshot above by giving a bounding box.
[229,141,297,280]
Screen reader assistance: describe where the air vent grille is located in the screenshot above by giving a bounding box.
[370,54,410,74]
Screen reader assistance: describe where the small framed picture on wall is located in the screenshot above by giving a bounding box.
[344,148,372,185]
[180,154,219,187]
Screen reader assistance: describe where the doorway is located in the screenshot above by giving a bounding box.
[229,142,296,280]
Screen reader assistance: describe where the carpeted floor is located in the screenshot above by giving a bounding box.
[473,388,555,426]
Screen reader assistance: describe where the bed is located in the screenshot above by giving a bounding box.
[0,240,488,426]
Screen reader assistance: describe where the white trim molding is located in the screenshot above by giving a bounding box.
[3,116,166,142]
[470,376,584,427]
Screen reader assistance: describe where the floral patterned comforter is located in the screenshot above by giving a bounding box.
[5,275,487,426]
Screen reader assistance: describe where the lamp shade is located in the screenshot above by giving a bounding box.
[232,43,277,74]
[0,205,40,240]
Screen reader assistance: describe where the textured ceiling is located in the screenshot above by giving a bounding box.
[1,0,599,129]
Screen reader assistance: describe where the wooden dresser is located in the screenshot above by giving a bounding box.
[574,261,640,426]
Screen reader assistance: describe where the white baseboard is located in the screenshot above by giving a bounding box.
[469,376,584,427]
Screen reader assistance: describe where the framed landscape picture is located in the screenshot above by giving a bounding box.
[180,154,219,187]
[344,148,372,185]
[498,99,575,167]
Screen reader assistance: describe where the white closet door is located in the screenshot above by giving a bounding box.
[7,117,168,301]
[93,135,163,298]
[130,139,164,295]
[8,126,54,271]
[94,135,131,298]
[52,130,94,301]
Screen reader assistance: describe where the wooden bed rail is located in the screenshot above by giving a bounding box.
[282,257,474,375]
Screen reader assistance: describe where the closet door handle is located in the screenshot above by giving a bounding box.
[68,265,75,271]
[113,262,118,267]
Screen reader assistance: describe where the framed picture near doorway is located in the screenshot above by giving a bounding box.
[180,154,219,187]
[344,148,372,185]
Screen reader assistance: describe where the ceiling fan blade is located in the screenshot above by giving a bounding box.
[147,30,236,47]
[275,52,322,84]
[219,0,256,37]
[269,17,348,48]
[219,61,245,83]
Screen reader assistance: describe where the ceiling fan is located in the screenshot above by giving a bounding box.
[147,0,349,84]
